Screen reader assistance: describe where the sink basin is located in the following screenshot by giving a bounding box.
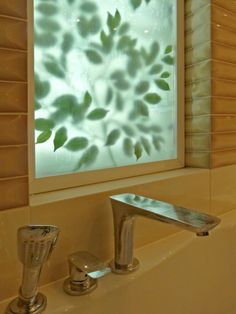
[1,210,235,314]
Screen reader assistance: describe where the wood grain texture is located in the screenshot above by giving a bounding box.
[0,5,28,210]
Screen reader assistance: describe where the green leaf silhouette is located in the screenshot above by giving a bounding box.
[85,50,103,64]
[80,2,98,13]
[128,109,138,120]
[140,137,151,155]
[114,79,130,90]
[160,71,171,78]
[135,81,149,95]
[152,135,162,151]
[35,75,50,99]
[105,129,121,146]
[123,138,133,157]
[61,33,74,53]
[162,55,174,65]
[141,42,159,65]
[52,94,78,111]
[76,145,99,169]
[111,70,130,90]
[50,111,69,123]
[84,91,92,107]
[144,93,161,104]
[115,93,124,111]
[70,92,91,123]
[110,70,124,80]
[34,32,57,47]
[87,108,108,120]
[36,130,52,144]
[65,137,88,151]
[118,23,130,35]
[54,127,68,152]
[37,19,61,32]
[107,10,121,32]
[88,15,101,34]
[122,125,135,136]
[127,51,142,77]
[131,0,142,9]
[146,42,160,64]
[149,64,163,75]
[136,123,149,132]
[134,142,142,160]
[37,3,58,16]
[71,105,88,123]
[106,87,113,105]
[44,61,65,78]
[77,16,90,37]
[100,31,113,52]
[35,101,41,110]
[35,118,55,131]
[155,79,170,91]
[117,36,137,52]
[165,45,173,54]
[135,100,149,117]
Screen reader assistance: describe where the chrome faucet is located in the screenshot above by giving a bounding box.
[109,193,220,274]
[63,251,110,295]
[6,225,60,314]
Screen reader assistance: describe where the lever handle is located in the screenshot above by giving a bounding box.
[69,251,107,281]
[64,251,110,296]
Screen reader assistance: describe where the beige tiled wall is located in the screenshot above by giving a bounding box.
[185,0,212,168]
[0,2,28,210]
[211,0,236,167]
[186,0,236,168]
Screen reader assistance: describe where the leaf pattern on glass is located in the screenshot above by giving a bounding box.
[144,93,161,104]
[155,79,170,91]
[35,74,50,99]
[35,118,55,131]
[37,3,58,16]
[36,130,52,144]
[85,50,103,64]
[80,2,98,13]
[105,129,121,146]
[53,127,68,151]
[123,138,133,157]
[65,137,89,151]
[35,32,57,47]
[87,108,108,120]
[134,142,143,160]
[76,145,99,170]
[34,0,176,173]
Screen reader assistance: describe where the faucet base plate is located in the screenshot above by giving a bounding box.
[5,293,47,314]
[63,277,97,296]
[110,257,140,274]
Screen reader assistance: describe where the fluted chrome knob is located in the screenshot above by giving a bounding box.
[5,225,60,314]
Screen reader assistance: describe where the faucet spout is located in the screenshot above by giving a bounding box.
[109,193,220,274]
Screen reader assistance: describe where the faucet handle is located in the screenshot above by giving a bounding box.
[63,251,110,295]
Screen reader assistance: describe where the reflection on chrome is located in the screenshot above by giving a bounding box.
[110,193,220,274]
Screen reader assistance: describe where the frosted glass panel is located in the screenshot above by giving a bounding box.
[34,0,177,177]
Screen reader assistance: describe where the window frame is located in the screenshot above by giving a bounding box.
[28,0,185,195]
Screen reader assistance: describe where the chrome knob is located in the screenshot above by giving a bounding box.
[6,225,60,314]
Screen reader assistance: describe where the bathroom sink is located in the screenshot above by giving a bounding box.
[1,210,236,314]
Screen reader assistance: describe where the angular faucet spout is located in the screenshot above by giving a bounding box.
[110,193,220,274]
